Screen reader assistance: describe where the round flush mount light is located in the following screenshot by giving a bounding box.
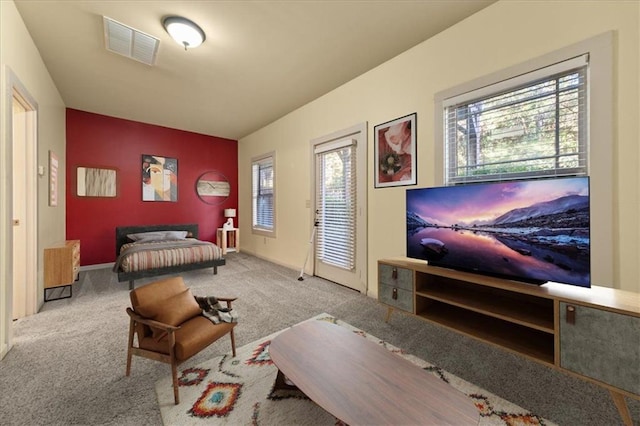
[162,16,206,50]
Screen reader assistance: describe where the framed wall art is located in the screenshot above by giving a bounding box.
[374,113,417,188]
[49,150,59,206]
[142,154,178,202]
[77,166,117,197]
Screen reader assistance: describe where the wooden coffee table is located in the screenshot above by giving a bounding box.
[269,320,479,425]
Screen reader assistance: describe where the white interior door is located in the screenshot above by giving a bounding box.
[12,95,27,319]
[11,84,38,321]
[311,123,367,293]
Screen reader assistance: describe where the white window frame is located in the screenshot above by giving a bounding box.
[434,32,613,287]
[442,55,588,184]
[251,151,276,237]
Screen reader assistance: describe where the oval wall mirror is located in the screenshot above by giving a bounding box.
[196,171,230,205]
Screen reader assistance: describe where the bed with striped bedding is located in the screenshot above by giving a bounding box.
[114,224,225,289]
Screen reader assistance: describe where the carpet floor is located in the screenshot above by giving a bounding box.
[1,252,638,425]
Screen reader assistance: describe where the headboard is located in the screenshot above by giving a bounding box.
[115,223,199,256]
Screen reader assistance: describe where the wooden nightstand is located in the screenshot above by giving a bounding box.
[216,228,239,255]
[44,240,80,301]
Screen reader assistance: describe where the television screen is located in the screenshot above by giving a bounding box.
[406,177,590,287]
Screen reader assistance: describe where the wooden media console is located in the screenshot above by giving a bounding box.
[378,258,640,426]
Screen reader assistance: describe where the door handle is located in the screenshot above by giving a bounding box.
[566,305,576,325]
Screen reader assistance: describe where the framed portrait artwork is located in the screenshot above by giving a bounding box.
[374,113,417,188]
[142,154,178,202]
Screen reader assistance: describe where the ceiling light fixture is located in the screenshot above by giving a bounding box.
[162,16,206,50]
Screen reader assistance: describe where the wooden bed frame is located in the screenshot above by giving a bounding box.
[115,223,225,289]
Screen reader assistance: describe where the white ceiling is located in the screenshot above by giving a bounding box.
[15,0,495,140]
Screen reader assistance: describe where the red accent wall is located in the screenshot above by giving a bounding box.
[65,109,238,265]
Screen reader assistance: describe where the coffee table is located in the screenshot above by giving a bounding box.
[269,320,479,425]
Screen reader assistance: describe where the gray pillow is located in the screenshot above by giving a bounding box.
[127,230,188,243]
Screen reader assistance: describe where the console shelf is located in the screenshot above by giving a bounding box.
[415,279,554,333]
[417,301,555,364]
[378,258,640,426]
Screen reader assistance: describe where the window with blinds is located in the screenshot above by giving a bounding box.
[443,55,588,185]
[315,140,356,270]
[251,153,275,234]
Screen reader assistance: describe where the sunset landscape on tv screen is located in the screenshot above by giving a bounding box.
[406,177,590,287]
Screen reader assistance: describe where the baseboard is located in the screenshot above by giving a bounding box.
[237,249,303,273]
[80,262,114,271]
[238,249,373,298]
[0,341,8,360]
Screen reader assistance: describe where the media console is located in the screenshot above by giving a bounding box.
[378,258,640,425]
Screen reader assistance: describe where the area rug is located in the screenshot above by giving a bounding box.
[156,314,557,425]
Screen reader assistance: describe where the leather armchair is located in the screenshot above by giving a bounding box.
[125,276,237,404]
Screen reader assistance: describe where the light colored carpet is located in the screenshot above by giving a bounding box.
[1,252,638,425]
[156,313,557,426]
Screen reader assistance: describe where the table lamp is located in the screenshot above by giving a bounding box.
[223,208,236,230]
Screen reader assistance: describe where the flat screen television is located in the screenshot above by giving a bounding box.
[406,176,590,288]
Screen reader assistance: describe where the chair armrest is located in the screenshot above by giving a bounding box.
[216,297,237,310]
[126,307,180,332]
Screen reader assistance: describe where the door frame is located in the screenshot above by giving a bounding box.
[1,67,39,359]
[309,122,367,293]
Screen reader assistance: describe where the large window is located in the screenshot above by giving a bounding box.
[251,152,275,235]
[443,55,588,185]
[434,32,613,286]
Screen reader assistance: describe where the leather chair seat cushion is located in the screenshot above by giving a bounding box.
[139,316,236,361]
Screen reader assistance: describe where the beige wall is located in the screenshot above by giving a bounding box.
[1,0,66,357]
[239,0,640,294]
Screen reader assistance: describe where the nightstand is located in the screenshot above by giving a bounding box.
[216,228,239,255]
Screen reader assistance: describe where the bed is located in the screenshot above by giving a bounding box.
[114,224,225,289]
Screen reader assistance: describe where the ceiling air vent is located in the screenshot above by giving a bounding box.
[103,16,159,66]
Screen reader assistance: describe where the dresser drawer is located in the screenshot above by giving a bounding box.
[378,263,414,313]
[378,264,413,291]
[379,283,414,313]
[44,240,80,288]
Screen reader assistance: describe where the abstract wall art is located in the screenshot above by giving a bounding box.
[142,154,178,202]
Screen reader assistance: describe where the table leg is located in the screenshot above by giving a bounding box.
[273,369,299,391]
[610,390,632,426]
[385,306,394,323]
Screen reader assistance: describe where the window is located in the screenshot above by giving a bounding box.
[251,152,275,235]
[443,55,588,185]
[434,32,613,286]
